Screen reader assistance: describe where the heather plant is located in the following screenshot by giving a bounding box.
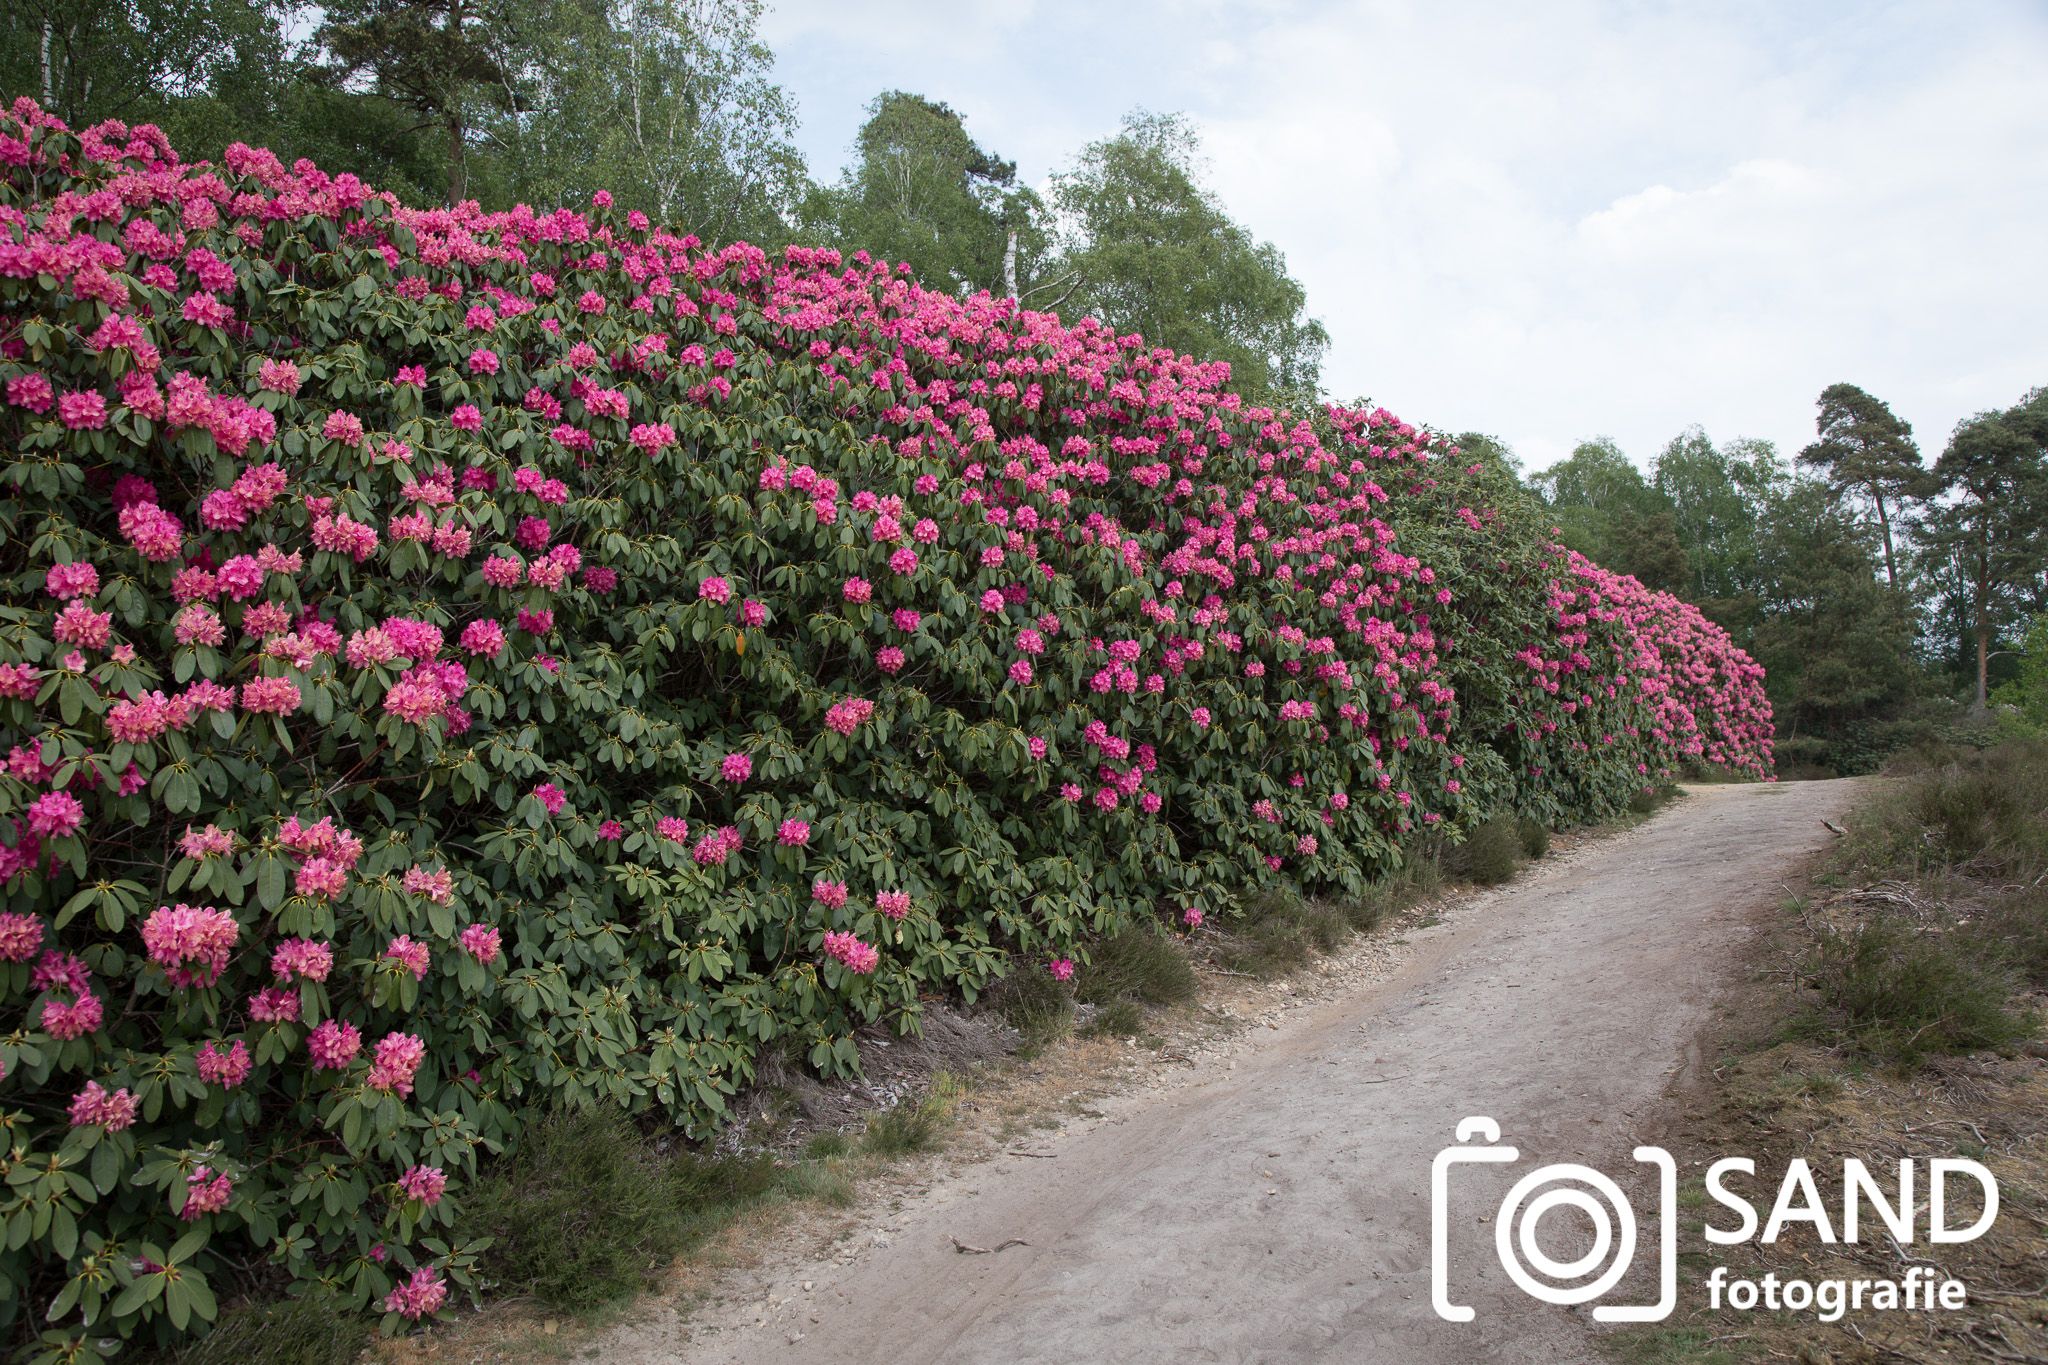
[0,99,1770,1357]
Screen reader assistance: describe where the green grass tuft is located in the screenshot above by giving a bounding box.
[1799,912,2035,1067]
[984,964,1074,1049]
[460,1107,786,1314]
[1076,925,1198,1008]
[159,1292,368,1365]
[1445,817,1521,885]
[859,1090,951,1157]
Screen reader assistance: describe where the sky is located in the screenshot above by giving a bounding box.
[758,0,2048,475]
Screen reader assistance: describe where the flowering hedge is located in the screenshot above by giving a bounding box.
[0,98,1770,1358]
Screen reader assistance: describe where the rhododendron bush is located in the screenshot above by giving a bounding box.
[0,100,1770,1355]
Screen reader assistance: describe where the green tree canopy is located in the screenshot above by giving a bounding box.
[1748,480,1920,769]
[1651,427,1787,628]
[496,0,806,241]
[1528,438,1686,592]
[1796,382,1927,589]
[313,0,530,202]
[1050,111,1328,398]
[0,0,282,127]
[811,90,1046,296]
[1928,390,2048,708]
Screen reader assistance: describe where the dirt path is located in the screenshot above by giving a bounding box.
[609,779,1860,1364]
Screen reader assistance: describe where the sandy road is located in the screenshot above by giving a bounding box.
[616,779,1860,1365]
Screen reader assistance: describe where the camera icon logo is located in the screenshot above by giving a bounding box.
[1431,1116,1677,1323]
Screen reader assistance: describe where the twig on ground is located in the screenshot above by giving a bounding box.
[951,1235,1030,1255]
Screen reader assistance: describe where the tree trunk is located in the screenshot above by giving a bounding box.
[39,21,53,106]
[447,114,466,203]
[1975,620,1991,712]
[1971,560,1991,712]
[445,0,466,205]
[1003,230,1018,299]
[1872,492,1898,590]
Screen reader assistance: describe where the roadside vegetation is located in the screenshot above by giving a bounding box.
[1608,741,2048,1365]
[167,801,1614,1363]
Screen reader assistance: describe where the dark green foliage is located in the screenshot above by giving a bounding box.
[1749,483,1922,774]
[461,1108,783,1313]
[1076,926,1198,1008]
[312,0,521,202]
[1517,819,1550,859]
[1927,391,2048,710]
[1801,914,2032,1067]
[1446,818,1521,885]
[1797,382,1928,591]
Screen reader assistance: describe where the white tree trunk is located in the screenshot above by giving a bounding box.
[1003,229,1018,299]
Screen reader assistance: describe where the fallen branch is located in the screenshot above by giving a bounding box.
[951,1235,1030,1255]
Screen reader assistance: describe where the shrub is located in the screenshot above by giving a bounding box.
[1446,818,1521,885]
[1966,893,2048,992]
[459,1106,781,1313]
[859,1088,950,1157]
[1215,890,1350,976]
[160,1294,366,1365]
[1844,739,2048,881]
[0,99,1771,1354]
[1803,914,2033,1066]
[1075,926,1196,1008]
[983,968,1072,1049]
[1079,999,1144,1039]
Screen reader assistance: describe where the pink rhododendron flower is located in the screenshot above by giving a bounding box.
[44,561,99,600]
[271,937,333,983]
[459,923,501,964]
[823,930,879,975]
[398,1165,448,1206]
[1048,958,1075,982]
[720,752,752,783]
[26,792,83,838]
[0,913,45,962]
[141,903,239,988]
[248,987,300,1023]
[367,1031,426,1096]
[308,1019,363,1069]
[69,1081,139,1131]
[41,993,104,1040]
[384,935,431,980]
[385,1266,448,1320]
[196,1039,253,1089]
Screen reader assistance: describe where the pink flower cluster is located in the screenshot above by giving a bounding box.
[822,930,879,975]
[141,903,239,988]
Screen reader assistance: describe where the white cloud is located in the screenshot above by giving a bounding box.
[763,0,2048,469]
